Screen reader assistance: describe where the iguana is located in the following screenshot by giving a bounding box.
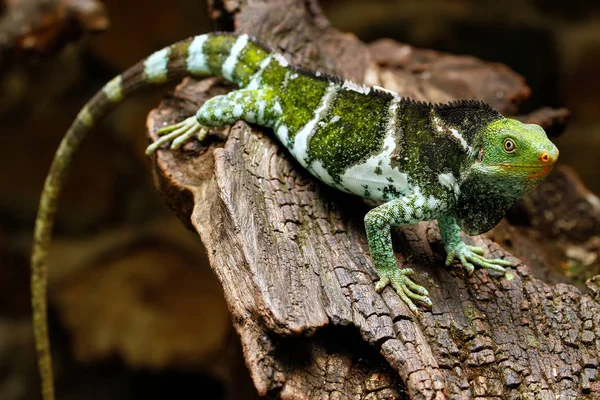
[31,32,559,400]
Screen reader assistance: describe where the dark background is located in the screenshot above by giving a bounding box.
[0,0,598,398]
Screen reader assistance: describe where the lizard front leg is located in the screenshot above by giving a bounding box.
[364,197,437,313]
[438,215,511,274]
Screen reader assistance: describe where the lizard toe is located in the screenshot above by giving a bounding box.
[466,245,485,255]
[376,268,430,314]
[148,117,207,154]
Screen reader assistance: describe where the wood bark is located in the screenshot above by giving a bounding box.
[147,0,600,398]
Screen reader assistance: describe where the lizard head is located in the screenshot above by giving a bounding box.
[453,117,558,235]
[474,118,558,193]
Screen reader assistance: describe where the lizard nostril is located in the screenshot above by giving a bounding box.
[539,152,552,164]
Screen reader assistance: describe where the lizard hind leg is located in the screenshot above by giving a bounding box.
[146,88,280,155]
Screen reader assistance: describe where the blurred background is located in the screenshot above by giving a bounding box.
[0,0,598,398]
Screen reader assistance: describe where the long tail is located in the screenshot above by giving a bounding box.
[31,32,272,400]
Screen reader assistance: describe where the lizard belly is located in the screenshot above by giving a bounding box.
[340,159,413,202]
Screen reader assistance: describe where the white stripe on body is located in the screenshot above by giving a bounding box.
[273,53,289,67]
[275,123,289,144]
[340,96,411,201]
[222,34,249,81]
[437,172,460,196]
[291,83,338,167]
[432,114,472,153]
[342,79,370,94]
[246,54,273,90]
[310,160,336,186]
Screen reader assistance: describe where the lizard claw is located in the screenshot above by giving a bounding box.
[445,242,510,275]
[375,267,432,314]
[147,116,208,155]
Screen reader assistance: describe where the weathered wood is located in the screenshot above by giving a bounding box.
[148,0,600,398]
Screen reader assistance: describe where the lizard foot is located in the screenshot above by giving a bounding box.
[146,116,208,155]
[375,267,432,314]
[444,242,511,275]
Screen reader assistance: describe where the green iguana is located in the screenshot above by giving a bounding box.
[31,32,559,400]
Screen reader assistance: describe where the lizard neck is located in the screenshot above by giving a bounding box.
[452,167,529,235]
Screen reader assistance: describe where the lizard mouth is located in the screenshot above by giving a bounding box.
[491,163,554,180]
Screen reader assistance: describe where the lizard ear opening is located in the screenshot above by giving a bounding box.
[477,147,485,163]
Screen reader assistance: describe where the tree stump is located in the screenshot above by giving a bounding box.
[147,0,599,398]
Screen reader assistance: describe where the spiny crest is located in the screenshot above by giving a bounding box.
[245,34,274,54]
[217,31,343,85]
[370,86,396,101]
[292,65,344,85]
[434,99,501,117]
[387,97,499,116]
[431,99,503,138]
[401,97,434,110]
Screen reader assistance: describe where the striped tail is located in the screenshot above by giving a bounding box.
[31,32,272,400]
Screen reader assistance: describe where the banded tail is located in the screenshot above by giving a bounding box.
[31,32,272,400]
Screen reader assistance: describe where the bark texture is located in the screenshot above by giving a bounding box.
[147,0,599,398]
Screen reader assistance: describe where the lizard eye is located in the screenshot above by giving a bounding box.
[503,138,516,153]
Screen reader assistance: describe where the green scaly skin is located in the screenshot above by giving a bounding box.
[31,32,559,399]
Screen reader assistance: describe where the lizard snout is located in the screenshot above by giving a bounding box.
[538,145,559,165]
